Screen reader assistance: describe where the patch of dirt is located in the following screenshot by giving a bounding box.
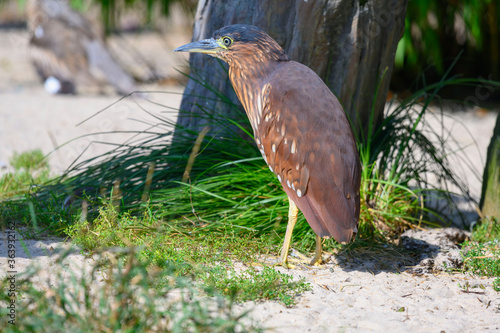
[402,227,470,274]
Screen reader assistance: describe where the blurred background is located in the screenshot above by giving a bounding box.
[0,0,194,91]
[1,0,498,102]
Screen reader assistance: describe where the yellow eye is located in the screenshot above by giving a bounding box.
[222,36,233,47]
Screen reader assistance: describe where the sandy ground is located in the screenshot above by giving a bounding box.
[0,28,190,175]
[0,84,184,175]
[1,28,499,331]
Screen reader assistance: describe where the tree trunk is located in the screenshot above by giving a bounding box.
[176,0,408,138]
[480,113,500,219]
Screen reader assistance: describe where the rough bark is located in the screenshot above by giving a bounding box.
[176,0,408,138]
[480,113,500,219]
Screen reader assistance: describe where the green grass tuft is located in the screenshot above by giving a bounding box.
[493,278,500,292]
[462,241,500,277]
[0,150,51,200]
[0,247,261,332]
[461,218,500,279]
[64,200,311,305]
[203,265,311,307]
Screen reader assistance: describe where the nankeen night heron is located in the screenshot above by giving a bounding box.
[175,25,361,265]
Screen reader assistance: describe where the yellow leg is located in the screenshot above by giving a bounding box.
[279,197,299,264]
[310,234,323,266]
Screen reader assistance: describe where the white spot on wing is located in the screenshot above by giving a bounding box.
[297,189,302,197]
[272,144,276,153]
[291,140,296,154]
[277,174,282,182]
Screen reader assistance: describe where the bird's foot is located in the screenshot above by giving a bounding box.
[271,258,296,269]
[279,249,324,267]
[309,255,323,266]
[291,249,324,266]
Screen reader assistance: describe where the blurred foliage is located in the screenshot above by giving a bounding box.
[70,0,196,32]
[90,0,196,32]
[0,150,50,200]
[2,0,196,31]
[394,0,500,93]
[7,0,497,93]
[75,0,500,97]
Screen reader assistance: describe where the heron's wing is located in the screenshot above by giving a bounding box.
[257,61,361,242]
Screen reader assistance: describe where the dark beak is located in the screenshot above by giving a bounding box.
[174,38,222,54]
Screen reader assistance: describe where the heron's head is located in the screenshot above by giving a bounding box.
[174,24,290,68]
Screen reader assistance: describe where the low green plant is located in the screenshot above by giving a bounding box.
[460,218,500,293]
[462,241,500,277]
[470,217,500,243]
[0,150,51,199]
[65,200,311,306]
[461,218,500,278]
[0,247,260,332]
[203,265,310,307]
[493,278,500,292]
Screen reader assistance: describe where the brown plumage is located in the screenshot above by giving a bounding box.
[175,25,361,264]
[26,0,136,95]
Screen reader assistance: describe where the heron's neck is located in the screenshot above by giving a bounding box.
[228,61,278,131]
